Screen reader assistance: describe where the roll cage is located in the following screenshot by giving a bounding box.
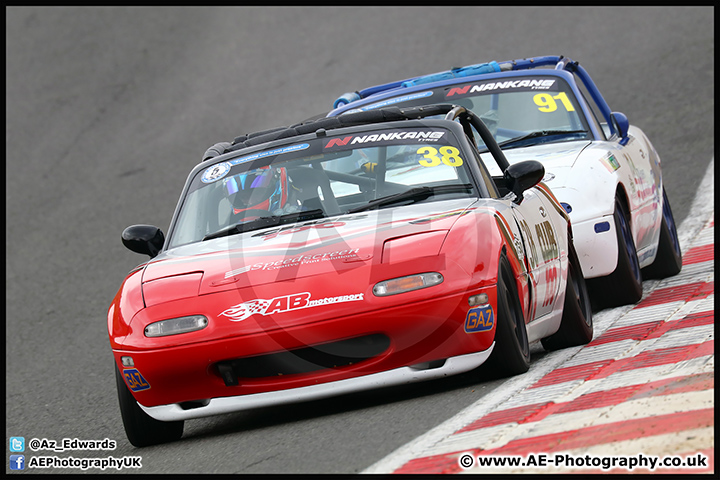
[203,103,507,169]
[330,55,621,138]
[165,104,524,250]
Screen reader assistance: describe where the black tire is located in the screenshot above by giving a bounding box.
[642,188,682,279]
[115,366,183,447]
[587,197,642,308]
[485,255,530,376]
[541,238,593,351]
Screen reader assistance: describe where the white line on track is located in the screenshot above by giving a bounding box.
[363,157,715,474]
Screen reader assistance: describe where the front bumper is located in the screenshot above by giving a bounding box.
[113,283,498,415]
[571,213,618,279]
[140,347,493,421]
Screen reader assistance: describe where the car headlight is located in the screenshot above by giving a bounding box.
[144,315,208,337]
[373,272,444,297]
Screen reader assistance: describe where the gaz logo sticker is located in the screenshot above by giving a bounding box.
[123,369,151,392]
[465,305,494,333]
[417,146,463,167]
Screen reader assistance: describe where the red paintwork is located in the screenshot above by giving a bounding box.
[108,200,527,408]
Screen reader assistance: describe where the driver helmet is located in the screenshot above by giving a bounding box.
[226,166,289,215]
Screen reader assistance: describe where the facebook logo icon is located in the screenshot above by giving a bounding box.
[10,455,25,470]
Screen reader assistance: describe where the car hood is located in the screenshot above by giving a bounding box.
[140,199,477,299]
[482,140,591,177]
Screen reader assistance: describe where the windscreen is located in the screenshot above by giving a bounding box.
[168,125,478,248]
[347,75,592,148]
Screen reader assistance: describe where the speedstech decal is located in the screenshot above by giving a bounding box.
[224,248,361,277]
[220,292,365,322]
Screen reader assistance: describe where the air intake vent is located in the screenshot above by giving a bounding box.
[215,334,390,386]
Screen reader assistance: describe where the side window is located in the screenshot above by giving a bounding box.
[576,80,609,139]
[471,147,500,198]
[322,153,365,199]
[465,123,501,198]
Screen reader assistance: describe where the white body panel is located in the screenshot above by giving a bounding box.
[482,126,664,279]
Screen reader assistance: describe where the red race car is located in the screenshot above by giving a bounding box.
[109,104,592,446]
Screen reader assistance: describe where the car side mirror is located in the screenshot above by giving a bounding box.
[504,160,545,204]
[122,225,165,258]
[611,111,630,145]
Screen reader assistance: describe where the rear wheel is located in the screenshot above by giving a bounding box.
[588,197,642,308]
[541,238,593,351]
[486,255,530,376]
[115,366,183,447]
[642,188,682,279]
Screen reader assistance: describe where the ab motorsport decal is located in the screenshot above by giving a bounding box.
[221,292,365,322]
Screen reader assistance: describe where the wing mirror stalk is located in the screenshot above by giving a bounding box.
[504,160,545,205]
[611,111,630,145]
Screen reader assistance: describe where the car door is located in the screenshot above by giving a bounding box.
[463,115,562,321]
[511,188,562,320]
[615,134,662,261]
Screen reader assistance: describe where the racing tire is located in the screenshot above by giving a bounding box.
[588,197,643,308]
[115,366,184,447]
[541,238,593,351]
[642,188,682,279]
[485,255,530,376]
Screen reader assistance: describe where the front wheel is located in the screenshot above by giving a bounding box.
[642,188,682,279]
[541,237,593,351]
[588,197,642,308]
[485,255,530,376]
[115,366,183,447]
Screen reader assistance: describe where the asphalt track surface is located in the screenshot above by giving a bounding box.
[6,6,714,474]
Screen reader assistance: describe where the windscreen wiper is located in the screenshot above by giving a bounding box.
[347,184,473,214]
[498,129,587,149]
[202,209,325,241]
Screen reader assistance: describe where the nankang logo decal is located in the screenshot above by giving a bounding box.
[220,292,364,322]
[447,79,556,97]
[325,130,445,148]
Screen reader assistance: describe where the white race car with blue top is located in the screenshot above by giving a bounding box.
[329,55,682,307]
